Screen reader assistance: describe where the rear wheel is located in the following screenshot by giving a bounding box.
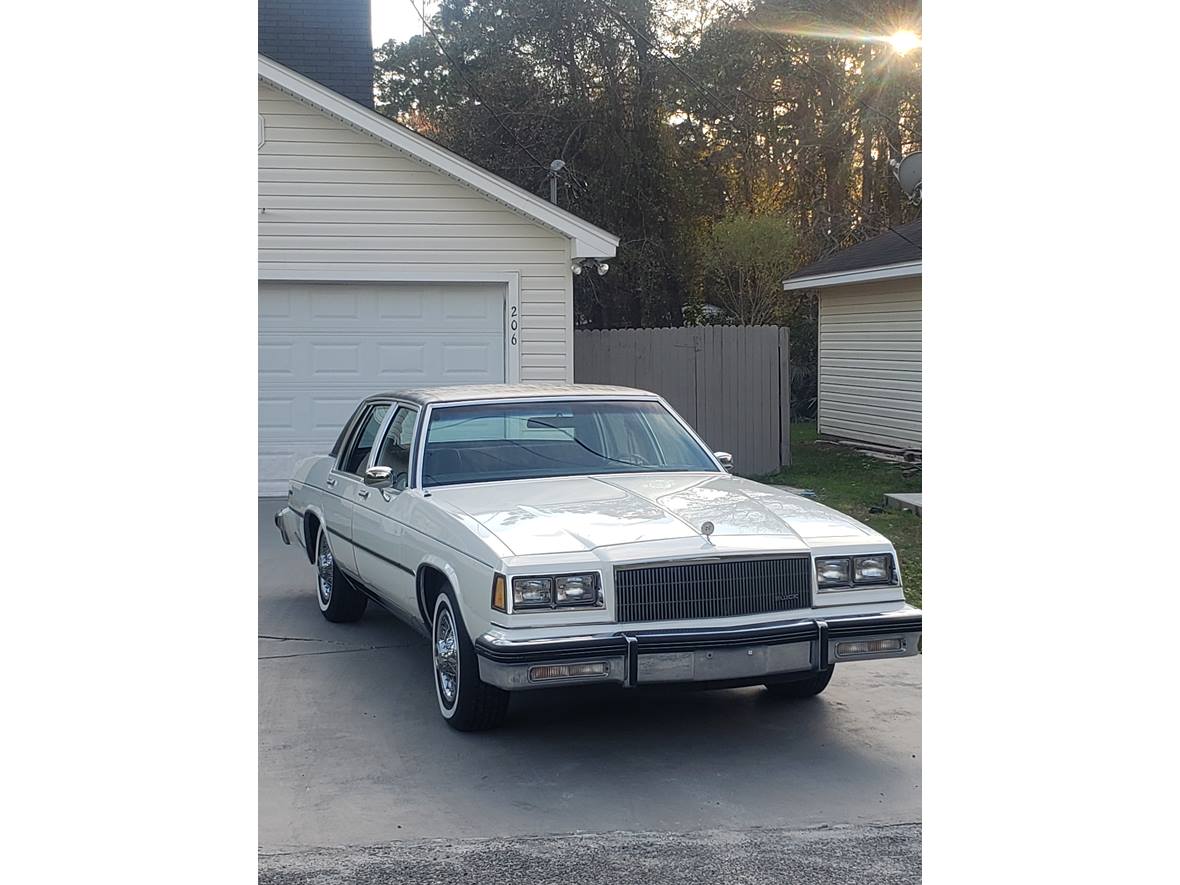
[764,665,835,699]
[315,525,367,623]
[432,590,509,731]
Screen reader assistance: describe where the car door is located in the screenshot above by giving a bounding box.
[352,403,422,623]
[323,400,391,579]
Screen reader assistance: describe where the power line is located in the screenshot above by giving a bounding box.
[886,222,920,251]
[404,0,552,176]
[585,0,752,133]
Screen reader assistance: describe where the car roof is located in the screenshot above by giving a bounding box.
[364,383,657,407]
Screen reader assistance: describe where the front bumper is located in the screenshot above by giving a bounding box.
[475,607,921,690]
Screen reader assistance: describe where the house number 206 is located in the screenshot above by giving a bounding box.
[510,305,518,346]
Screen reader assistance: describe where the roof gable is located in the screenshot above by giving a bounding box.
[258,54,618,258]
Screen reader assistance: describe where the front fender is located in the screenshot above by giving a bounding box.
[417,552,494,640]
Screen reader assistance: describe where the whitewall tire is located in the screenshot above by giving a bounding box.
[314,524,367,623]
[431,590,509,731]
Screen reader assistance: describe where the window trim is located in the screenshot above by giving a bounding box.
[335,401,393,478]
[370,402,421,492]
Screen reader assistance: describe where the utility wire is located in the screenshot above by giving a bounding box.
[886,223,920,251]
[585,0,752,133]
[407,0,598,203]
[404,0,552,176]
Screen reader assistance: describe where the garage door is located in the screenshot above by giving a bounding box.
[259,281,506,495]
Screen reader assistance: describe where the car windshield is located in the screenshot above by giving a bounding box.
[421,399,718,487]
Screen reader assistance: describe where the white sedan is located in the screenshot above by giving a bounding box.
[275,384,922,731]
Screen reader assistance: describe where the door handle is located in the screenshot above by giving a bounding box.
[357,489,370,499]
[325,477,337,487]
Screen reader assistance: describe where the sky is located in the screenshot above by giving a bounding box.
[371,0,436,46]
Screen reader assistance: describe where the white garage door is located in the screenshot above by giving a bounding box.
[259,281,506,495]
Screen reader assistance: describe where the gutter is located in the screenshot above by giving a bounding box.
[782,260,922,291]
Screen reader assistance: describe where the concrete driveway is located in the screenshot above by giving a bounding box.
[259,499,921,877]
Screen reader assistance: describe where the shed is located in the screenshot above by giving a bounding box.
[783,220,921,452]
[257,10,617,494]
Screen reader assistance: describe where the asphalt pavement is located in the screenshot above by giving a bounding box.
[258,498,922,880]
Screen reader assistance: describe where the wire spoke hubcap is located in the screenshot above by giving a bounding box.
[317,534,334,606]
[434,608,459,706]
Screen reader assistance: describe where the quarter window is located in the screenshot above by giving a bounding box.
[339,404,390,475]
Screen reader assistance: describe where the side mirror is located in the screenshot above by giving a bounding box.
[714,451,734,473]
[364,465,394,488]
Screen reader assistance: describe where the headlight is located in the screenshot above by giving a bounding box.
[816,554,896,590]
[853,554,893,584]
[512,577,553,608]
[555,573,598,606]
[511,573,602,610]
[816,557,851,588]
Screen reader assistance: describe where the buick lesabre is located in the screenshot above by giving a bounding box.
[274,384,922,731]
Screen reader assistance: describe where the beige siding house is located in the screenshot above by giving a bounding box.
[783,221,921,452]
[258,55,618,494]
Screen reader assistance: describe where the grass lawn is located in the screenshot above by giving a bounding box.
[759,423,923,607]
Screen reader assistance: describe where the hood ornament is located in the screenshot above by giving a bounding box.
[700,521,715,544]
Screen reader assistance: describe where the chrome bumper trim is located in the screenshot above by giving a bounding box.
[474,607,921,690]
[274,508,292,545]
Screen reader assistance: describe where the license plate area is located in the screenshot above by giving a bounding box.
[636,641,813,683]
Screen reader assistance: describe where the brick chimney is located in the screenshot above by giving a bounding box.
[259,0,374,107]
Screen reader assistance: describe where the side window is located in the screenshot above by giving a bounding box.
[330,403,366,457]
[339,404,390,475]
[374,406,419,490]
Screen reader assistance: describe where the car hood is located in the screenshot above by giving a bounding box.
[429,472,881,556]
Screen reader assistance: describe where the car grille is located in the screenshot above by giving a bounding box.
[614,556,813,624]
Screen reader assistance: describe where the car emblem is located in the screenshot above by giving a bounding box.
[700,521,714,538]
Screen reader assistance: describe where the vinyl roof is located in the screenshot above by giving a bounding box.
[367,383,656,407]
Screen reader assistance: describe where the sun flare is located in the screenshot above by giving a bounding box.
[888,30,921,55]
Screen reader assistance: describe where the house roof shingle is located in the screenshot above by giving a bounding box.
[786,218,921,282]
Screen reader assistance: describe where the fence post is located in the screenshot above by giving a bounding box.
[779,326,791,468]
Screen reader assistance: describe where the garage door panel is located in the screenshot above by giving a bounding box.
[441,343,499,377]
[259,281,507,494]
[444,291,496,320]
[259,343,295,376]
[259,398,295,430]
[377,292,424,320]
[310,343,363,375]
[377,343,427,377]
[310,291,360,318]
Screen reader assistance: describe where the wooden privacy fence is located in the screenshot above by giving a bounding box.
[573,325,790,474]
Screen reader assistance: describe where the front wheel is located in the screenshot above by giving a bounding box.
[432,590,509,731]
[764,665,835,699]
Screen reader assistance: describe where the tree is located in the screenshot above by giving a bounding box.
[697,213,797,326]
[372,0,922,331]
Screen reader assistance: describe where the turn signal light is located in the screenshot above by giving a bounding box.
[528,662,608,682]
[491,574,507,612]
[836,638,904,656]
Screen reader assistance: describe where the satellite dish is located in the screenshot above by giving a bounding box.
[896,152,922,199]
